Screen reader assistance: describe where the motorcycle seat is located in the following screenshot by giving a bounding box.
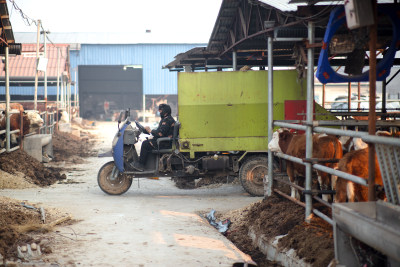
[151,121,180,154]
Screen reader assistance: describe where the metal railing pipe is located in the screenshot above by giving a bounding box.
[305,21,315,221]
[313,127,368,138]
[267,36,274,197]
[274,121,307,131]
[315,120,400,127]
[312,164,368,186]
[362,135,400,147]
[5,46,10,152]
[34,20,41,111]
[274,188,306,208]
[313,209,333,225]
[275,152,305,165]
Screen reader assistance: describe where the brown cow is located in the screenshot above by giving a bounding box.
[268,129,343,201]
[335,148,384,202]
[335,130,398,202]
[0,111,43,146]
[0,103,24,112]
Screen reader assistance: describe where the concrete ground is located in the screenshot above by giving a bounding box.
[1,122,262,267]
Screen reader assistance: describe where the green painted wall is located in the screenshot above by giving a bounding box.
[178,70,307,154]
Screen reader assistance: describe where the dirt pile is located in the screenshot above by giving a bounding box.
[52,130,97,163]
[222,194,334,267]
[0,196,71,259]
[0,170,38,189]
[0,150,66,187]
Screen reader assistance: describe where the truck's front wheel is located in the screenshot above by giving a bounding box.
[239,156,268,196]
[98,161,132,195]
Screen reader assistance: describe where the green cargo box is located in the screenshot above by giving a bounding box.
[178,70,311,157]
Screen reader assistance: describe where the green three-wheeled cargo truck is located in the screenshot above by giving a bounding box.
[98,70,335,196]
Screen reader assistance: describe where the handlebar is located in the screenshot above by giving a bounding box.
[117,109,131,130]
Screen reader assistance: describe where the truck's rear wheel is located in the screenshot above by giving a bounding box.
[98,161,132,195]
[239,156,268,196]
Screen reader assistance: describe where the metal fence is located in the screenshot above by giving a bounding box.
[0,108,58,155]
[269,119,400,225]
[0,109,22,154]
[39,110,57,135]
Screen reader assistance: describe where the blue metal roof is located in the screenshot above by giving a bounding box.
[70,43,205,95]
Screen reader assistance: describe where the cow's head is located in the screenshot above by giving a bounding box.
[25,111,44,130]
[352,138,368,151]
[59,111,69,123]
[268,130,282,153]
[268,128,293,153]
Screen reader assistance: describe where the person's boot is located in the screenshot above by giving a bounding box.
[131,162,144,172]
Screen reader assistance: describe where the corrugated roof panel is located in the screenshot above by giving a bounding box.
[261,0,394,11]
[0,44,69,78]
[258,0,300,11]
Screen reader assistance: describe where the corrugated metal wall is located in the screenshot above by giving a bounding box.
[0,86,58,95]
[70,44,205,95]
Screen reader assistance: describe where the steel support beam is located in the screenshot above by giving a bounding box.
[305,21,314,222]
[368,1,378,201]
[267,36,274,197]
[232,50,237,71]
[5,46,10,152]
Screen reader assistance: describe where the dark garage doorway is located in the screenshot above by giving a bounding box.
[78,65,143,120]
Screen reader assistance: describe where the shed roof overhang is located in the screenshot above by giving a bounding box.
[0,0,21,55]
[164,0,397,71]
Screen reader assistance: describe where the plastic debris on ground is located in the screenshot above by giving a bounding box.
[205,209,231,234]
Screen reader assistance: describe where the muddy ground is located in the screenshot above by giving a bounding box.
[52,128,97,163]
[0,124,92,262]
[0,196,72,260]
[0,122,335,266]
[220,194,334,267]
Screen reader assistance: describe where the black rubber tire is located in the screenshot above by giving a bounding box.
[98,161,132,195]
[239,155,269,196]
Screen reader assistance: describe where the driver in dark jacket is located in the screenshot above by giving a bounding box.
[132,104,175,172]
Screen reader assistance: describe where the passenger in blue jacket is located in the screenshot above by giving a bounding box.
[132,104,175,172]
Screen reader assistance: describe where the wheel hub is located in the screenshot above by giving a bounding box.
[247,164,268,186]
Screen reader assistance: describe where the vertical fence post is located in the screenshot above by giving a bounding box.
[267,36,274,197]
[56,47,60,110]
[348,82,352,112]
[68,82,71,122]
[305,21,315,222]
[368,0,377,201]
[5,46,10,152]
[232,50,237,71]
[34,20,41,111]
[382,78,387,120]
[357,82,361,111]
[43,30,48,134]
